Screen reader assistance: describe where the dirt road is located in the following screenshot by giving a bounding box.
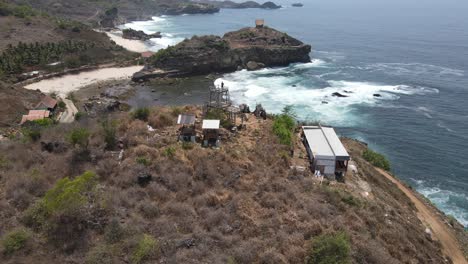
[59,98,78,123]
[376,168,467,264]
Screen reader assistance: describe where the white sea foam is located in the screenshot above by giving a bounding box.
[215,66,439,126]
[368,62,465,77]
[437,122,455,133]
[418,186,468,227]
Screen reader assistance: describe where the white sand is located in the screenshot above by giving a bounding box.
[105,31,149,53]
[24,66,143,97]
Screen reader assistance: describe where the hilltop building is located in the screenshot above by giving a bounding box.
[255,19,264,28]
[202,119,220,147]
[177,114,197,143]
[20,110,50,125]
[302,125,350,178]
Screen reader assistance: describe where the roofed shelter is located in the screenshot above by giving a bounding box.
[20,110,50,125]
[202,119,220,147]
[35,95,57,112]
[255,19,265,28]
[302,125,350,178]
[177,114,196,143]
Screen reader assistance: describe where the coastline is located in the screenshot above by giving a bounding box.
[23,66,143,97]
[103,30,150,53]
[375,167,467,263]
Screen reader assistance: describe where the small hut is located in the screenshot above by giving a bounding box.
[20,110,50,125]
[202,119,220,147]
[302,125,350,179]
[177,114,196,142]
[35,95,57,112]
[255,19,265,28]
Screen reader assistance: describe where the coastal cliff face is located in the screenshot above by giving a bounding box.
[200,1,281,9]
[134,27,311,80]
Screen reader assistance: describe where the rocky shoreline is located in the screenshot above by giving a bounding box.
[122,28,162,41]
[133,26,311,81]
[200,1,281,9]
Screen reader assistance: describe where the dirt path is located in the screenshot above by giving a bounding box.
[376,168,467,264]
[59,98,78,123]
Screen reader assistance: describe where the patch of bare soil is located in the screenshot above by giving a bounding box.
[376,167,467,264]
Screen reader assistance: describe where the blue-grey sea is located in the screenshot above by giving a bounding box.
[123,0,468,226]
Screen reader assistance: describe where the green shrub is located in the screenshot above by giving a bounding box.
[33,118,53,127]
[306,232,351,264]
[363,149,391,171]
[0,155,9,169]
[41,171,97,215]
[151,45,176,63]
[85,244,115,264]
[132,108,150,121]
[341,194,362,207]
[272,106,296,145]
[24,171,97,229]
[58,101,66,109]
[75,111,84,121]
[67,127,90,149]
[163,146,176,158]
[104,219,124,244]
[136,156,150,166]
[132,234,158,264]
[205,109,231,128]
[1,229,31,255]
[101,120,117,150]
[23,128,41,142]
[182,142,194,150]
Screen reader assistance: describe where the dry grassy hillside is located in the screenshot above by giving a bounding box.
[0,106,455,263]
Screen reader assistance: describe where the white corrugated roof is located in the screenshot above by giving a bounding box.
[321,126,350,159]
[303,126,349,160]
[303,126,334,159]
[177,114,196,125]
[202,119,220,129]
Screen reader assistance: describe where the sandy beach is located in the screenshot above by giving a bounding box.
[24,66,143,97]
[105,31,149,53]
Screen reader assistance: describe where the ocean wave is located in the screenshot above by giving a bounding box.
[437,122,455,133]
[215,66,437,126]
[367,62,465,77]
[148,36,185,51]
[418,186,468,227]
[124,16,168,34]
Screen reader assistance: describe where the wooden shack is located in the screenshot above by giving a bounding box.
[255,19,265,28]
[202,119,220,147]
[177,114,196,142]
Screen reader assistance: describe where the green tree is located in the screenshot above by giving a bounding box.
[306,232,351,264]
[272,105,296,145]
[67,127,90,149]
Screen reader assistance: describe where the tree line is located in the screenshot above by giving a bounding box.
[0,41,96,75]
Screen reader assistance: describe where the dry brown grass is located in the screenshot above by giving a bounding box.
[0,108,456,264]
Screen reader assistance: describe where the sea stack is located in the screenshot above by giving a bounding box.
[133,22,311,81]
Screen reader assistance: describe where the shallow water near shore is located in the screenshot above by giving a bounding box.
[123,1,468,225]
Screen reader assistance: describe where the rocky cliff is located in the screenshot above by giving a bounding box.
[133,26,311,81]
[200,1,281,9]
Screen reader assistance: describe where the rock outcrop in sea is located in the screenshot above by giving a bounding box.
[133,26,311,81]
[122,28,162,40]
[200,1,281,9]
